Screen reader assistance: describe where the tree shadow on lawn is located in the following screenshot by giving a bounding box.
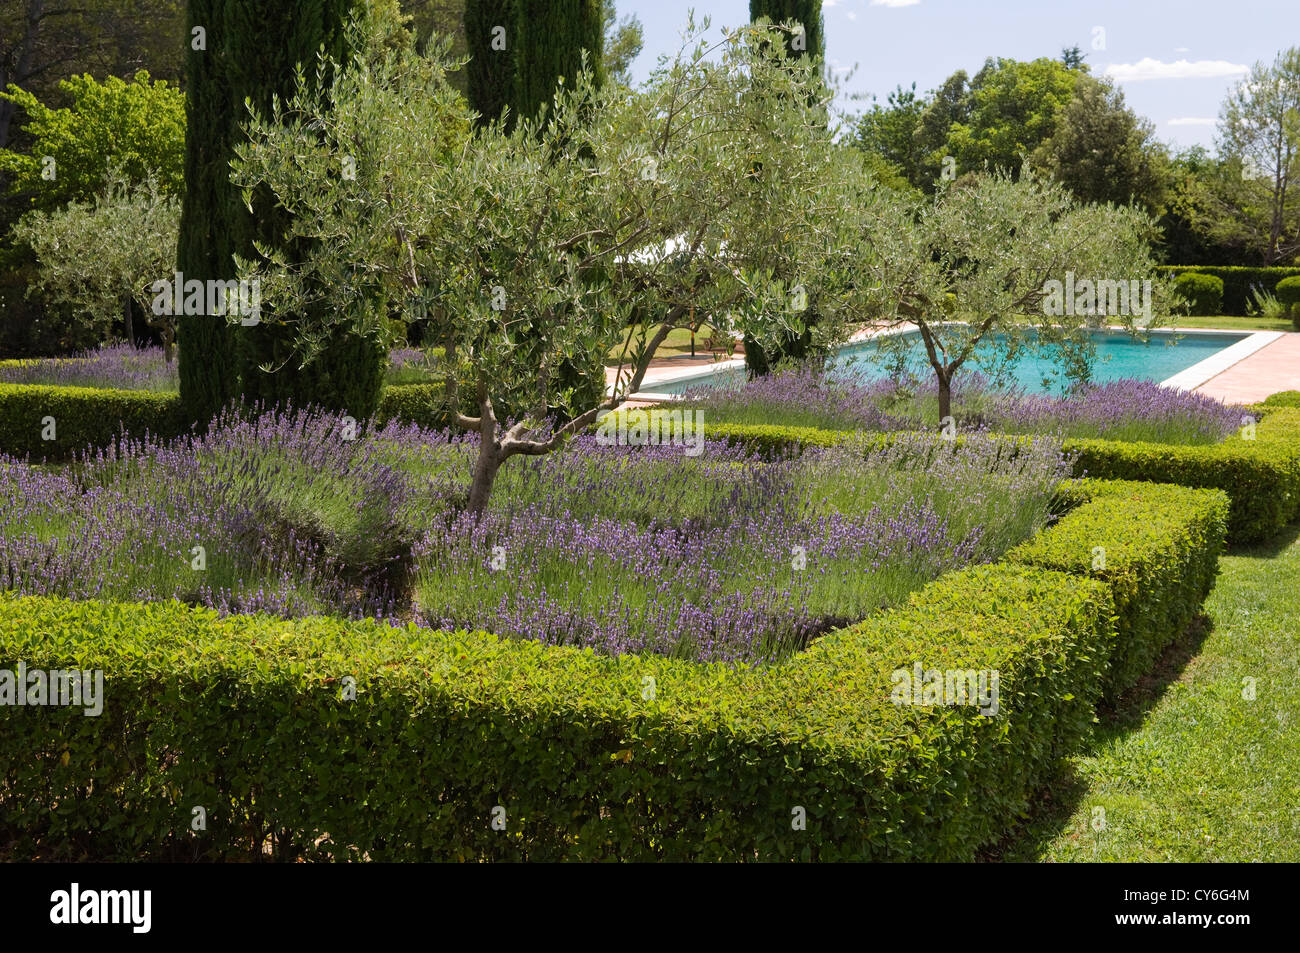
[980,612,1216,862]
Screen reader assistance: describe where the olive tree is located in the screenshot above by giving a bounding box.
[855,171,1176,423]
[12,170,180,358]
[231,17,869,512]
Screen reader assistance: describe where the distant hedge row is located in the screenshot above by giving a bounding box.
[0,381,452,459]
[0,472,1227,860]
[1157,265,1300,316]
[693,408,1300,546]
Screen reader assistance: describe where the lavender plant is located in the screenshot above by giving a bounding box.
[0,405,1070,665]
[0,343,180,392]
[685,369,1246,445]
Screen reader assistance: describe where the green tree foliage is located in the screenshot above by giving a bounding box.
[231,18,864,512]
[1031,74,1168,215]
[0,0,185,151]
[855,83,928,185]
[0,71,184,215]
[944,57,1080,178]
[13,170,180,356]
[601,0,643,87]
[1198,47,1300,265]
[857,172,1175,422]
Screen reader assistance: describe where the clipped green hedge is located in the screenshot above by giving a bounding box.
[1172,272,1224,316]
[0,563,1113,862]
[1157,265,1300,316]
[375,381,450,431]
[1064,407,1300,544]
[1262,390,1300,409]
[0,381,456,459]
[668,407,1300,546]
[0,383,182,460]
[1008,480,1228,700]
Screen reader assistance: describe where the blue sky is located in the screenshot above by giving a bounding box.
[620,0,1300,153]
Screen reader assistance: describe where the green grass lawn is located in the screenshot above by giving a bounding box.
[1171,314,1296,332]
[605,324,735,364]
[1001,522,1300,861]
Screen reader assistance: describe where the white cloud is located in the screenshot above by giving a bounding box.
[1166,117,1216,126]
[847,10,858,19]
[1175,47,1191,53]
[1104,57,1249,82]
[870,0,922,7]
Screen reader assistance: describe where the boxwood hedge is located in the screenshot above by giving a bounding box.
[1008,479,1228,700]
[0,564,1113,862]
[0,465,1231,860]
[0,383,182,459]
[1063,407,1300,544]
[0,381,452,459]
[1156,265,1300,316]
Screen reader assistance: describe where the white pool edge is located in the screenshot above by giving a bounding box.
[622,325,1277,403]
[1159,329,1282,392]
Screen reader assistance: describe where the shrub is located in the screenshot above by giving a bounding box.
[1275,276,1300,328]
[1262,390,1300,409]
[374,381,451,431]
[0,384,182,460]
[1172,272,1224,316]
[1157,265,1300,316]
[1008,480,1228,700]
[0,562,1112,861]
[1063,407,1300,544]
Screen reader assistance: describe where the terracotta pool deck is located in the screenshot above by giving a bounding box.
[1191,330,1300,404]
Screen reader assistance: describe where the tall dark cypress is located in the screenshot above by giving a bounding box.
[466,0,515,126]
[466,0,604,129]
[745,0,825,377]
[178,0,382,426]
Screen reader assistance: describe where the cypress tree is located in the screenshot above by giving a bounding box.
[466,0,604,129]
[465,0,515,126]
[744,0,825,376]
[464,0,605,422]
[178,0,384,425]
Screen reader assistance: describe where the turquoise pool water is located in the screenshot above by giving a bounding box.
[646,329,1250,396]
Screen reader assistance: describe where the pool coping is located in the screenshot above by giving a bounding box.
[622,325,1274,403]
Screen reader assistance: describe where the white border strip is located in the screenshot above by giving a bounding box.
[1160,329,1282,391]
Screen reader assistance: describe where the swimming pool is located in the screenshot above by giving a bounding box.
[636,328,1255,397]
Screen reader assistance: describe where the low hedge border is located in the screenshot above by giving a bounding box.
[0,471,1228,860]
[0,564,1112,862]
[1062,407,1300,545]
[1007,479,1228,700]
[0,383,183,459]
[0,381,451,459]
[677,409,1300,546]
